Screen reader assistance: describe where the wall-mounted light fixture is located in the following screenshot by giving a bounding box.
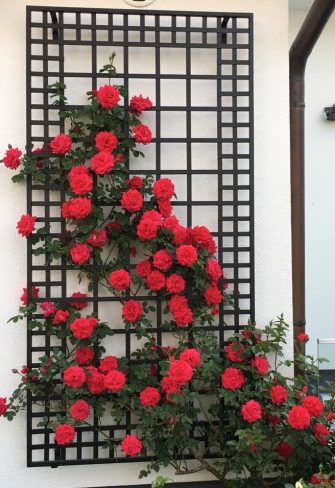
[324,104,335,120]
[123,0,156,7]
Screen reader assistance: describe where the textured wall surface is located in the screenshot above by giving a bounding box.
[0,0,291,486]
[290,10,335,365]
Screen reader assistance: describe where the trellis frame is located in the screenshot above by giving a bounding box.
[25,5,254,469]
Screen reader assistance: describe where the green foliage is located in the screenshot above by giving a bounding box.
[151,476,172,488]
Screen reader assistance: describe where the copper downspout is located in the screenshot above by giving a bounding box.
[290,0,335,348]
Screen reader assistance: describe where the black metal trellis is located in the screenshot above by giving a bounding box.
[26,5,254,470]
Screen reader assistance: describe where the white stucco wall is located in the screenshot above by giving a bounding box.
[0,1,291,486]
[289,10,335,365]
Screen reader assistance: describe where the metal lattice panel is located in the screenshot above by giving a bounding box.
[26,6,254,467]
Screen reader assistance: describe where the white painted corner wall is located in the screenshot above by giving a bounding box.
[0,1,291,486]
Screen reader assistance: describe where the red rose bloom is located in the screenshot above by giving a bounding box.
[121,189,143,212]
[146,270,166,291]
[128,176,143,189]
[172,307,193,327]
[63,365,86,388]
[153,250,173,271]
[104,370,126,392]
[70,243,91,265]
[62,198,92,220]
[40,301,56,318]
[69,399,90,421]
[115,154,124,165]
[108,269,131,290]
[142,210,163,225]
[135,259,152,278]
[179,349,201,369]
[166,274,186,294]
[162,215,179,230]
[168,359,193,386]
[99,355,118,373]
[314,423,331,445]
[169,295,188,312]
[87,229,107,248]
[140,386,160,407]
[137,217,159,240]
[296,332,309,342]
[150,365,158,377]
[130,95,153,115]
[251,356,269,376]
[176,245,198,267]
[54,424,76,446]
[87,369,106,395]
[268,415,281,425]
[90,151,115,175]
[276,441,294,458]
[287,405,311,430]
[225,342,246,363]
[50,134,72,155]
[70,197,92,219]
[204,285,223,305]
[17,214,36,237]
[241,400,262,423]
[326,411,335,422]
[221,367,245,390]
[96,84,120,109]
[95,131,118,152]
[52,310,69,325]
[106,220,123,233]
[61,201,72,218]
[20,286,39,305]
[160,375,181,399]
[121,434,142,456]
[2,147,22,169]
[301,395,324,418]
[173,225,191,246]
[191,226,217,253]
[122,300,143,322]
[70,317,98,339]
[0,398,7,416]
[75,347,94,366]
[133,124,152,144]
[68,165,93,195]
[206,259,222,283]
[269,385,288,405]
[153,178,175,200]
[70,292,88,310]
[158,198,172,217]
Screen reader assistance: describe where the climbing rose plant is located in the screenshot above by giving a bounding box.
[1,55,334,486]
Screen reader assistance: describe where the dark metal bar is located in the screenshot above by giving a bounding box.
[27,6,251,17]
[217,16,225,349]
[42,10,51,464]
[57,8,67,466]
[231,16,239,334]
[26,6,33,468]
[248,16,255,324]
[290,0,335,344]
[155,14,162,351]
